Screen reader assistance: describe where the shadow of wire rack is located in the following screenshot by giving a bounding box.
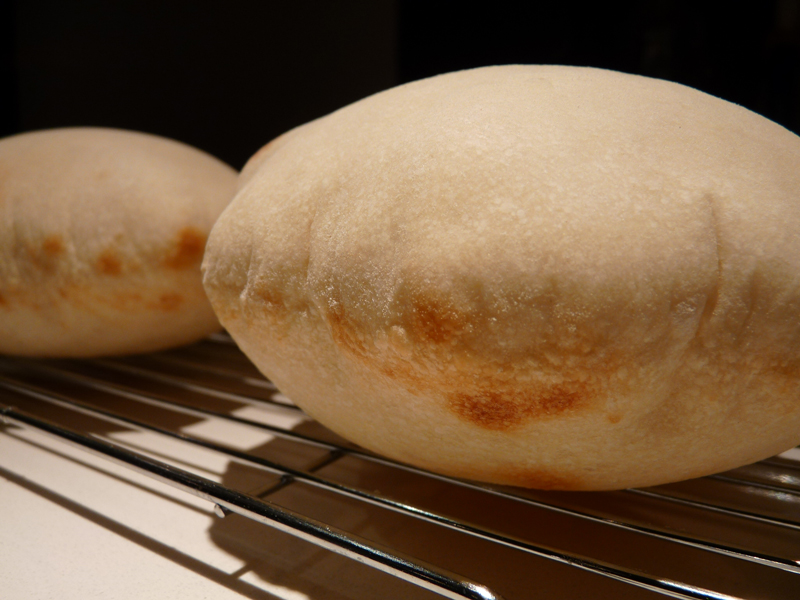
[1,333,799,600]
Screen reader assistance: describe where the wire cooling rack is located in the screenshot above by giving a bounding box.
[1,333,799,599]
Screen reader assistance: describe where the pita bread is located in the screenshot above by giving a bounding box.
[203,66,800,490]
[0,127,237,357]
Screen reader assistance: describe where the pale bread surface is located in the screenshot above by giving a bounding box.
[0,127,238,356]
[203,66,800,490]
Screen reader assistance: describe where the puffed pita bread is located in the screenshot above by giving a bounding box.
[0,127,237,357]
[203,66,800,490]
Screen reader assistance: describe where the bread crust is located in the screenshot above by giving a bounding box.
[203,66,800,490]
[0,127,238,356]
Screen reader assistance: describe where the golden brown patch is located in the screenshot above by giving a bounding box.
[768,358,800,380]
[257,288,286,313]
[106,291,143,311]
[163,227,206,269]
[447,385,588,431]
[607,413,622,424]
[327,303,369,359]
[157,293,183,311]
[247,285,311,340]
[0,292,7,307]
[96,249,122,275]
[763,358,800,406]
[379,362,429,397]
[41,234,64,256]
[322,299,616,430]
[24,240,60,274]
[501,467,582,490]
[409,293,468,345]
[321,291,629,433]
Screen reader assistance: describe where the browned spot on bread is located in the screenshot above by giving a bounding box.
[447,385,588,431]
[322,298,615,430]
[379,360,431,397]
[763,358,800,407]
[607,413,622,424]
[163,227,206,269]
[258,287,286,313]
[448,391,527,429]
[157,293,183,311]
[327,303,370,359]
[0,292,7,307]
[96,249,122,275]
[501,467,582,490]
[106,290,180,313]
[409,293,468,345]
[768,357,800,379]
[247,285,310,339]
[24,238,62,273]
[107,291,143,311]
[42,234,64,256]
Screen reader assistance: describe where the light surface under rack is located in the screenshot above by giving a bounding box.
[1,334,799,600]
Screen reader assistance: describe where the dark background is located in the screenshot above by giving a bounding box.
[2,1,799,170]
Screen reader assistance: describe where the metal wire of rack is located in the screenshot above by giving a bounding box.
[1,333,799,600]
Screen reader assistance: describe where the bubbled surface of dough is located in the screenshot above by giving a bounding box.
[0,127,238,357]
[203,66,800,490]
